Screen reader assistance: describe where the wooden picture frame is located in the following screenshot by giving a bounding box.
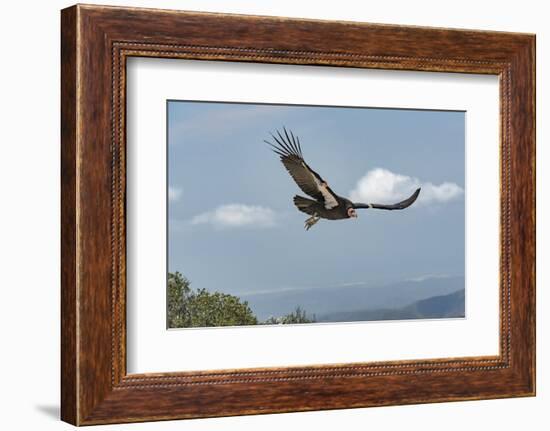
[61,4,535,425]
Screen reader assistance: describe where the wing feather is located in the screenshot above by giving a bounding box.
[266,129,339,209]
[353,188,421,210]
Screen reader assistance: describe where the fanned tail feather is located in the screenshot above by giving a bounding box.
[293,195,318,215]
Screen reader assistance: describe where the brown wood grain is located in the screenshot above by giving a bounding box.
[61,4,535,425]
[61,5,78,425]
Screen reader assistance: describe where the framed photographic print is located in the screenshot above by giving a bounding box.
[61,4,535,425]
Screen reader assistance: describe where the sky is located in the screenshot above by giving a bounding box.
[167,100,465,299]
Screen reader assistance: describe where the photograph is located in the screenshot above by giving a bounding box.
[167,100,466,328]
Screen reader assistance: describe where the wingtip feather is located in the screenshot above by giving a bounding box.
[265,127,304,160]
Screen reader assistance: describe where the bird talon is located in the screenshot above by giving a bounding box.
[304,213,320,230]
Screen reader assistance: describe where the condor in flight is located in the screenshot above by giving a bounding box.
[266,128,421,230]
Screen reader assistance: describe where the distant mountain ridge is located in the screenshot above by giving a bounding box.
[319,289,465,322]
[240,275,465,321]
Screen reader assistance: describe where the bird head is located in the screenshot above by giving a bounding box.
[347,207,358,218]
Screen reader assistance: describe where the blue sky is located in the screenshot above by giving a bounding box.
[167,101,465,298]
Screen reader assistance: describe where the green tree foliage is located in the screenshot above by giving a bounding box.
[279,306,316,324]
[263,306,316,325]
[167,272,257,328]
[167,271,192,328]
[168,272,317,328]
[185,289,258,327]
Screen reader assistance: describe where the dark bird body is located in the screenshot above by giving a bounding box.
[266,128,421,230]
[293,195,353,220]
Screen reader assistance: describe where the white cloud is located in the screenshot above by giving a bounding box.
[191,204,276,228]
[168,187,182,202]
[349,168,463,205]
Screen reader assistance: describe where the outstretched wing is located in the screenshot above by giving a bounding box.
[266,128,339,209]
[353,188,421,210]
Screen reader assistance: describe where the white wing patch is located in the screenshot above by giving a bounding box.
[319,184,339,209]
[303,162,339,209]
